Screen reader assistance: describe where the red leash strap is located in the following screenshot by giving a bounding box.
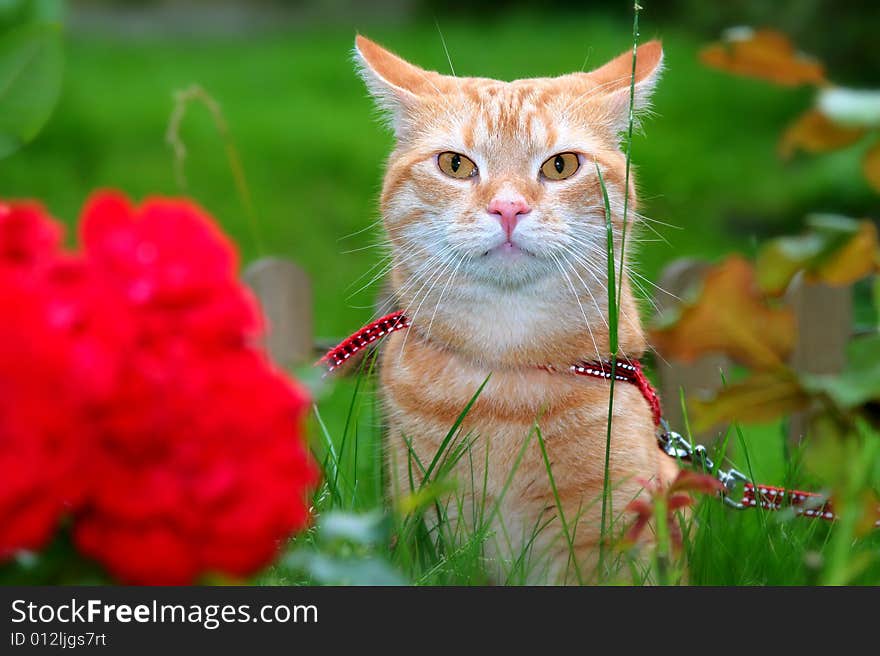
[740,483,832,518]
[738,483,880,527]
[318,311,409,372]
[319,313,665,423]
[570,360,663,426]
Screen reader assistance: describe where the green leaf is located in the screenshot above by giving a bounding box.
[0,23,63,159]
[395,478,457,515]
[0,531,108,585]
[317,510,390,547]
[802,333,880,409]
[0,0,64,30]
[756,215,878,295]
[874,277,880,328]
[282,551,406,586]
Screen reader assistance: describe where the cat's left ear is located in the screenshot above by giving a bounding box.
[577,40,664,136]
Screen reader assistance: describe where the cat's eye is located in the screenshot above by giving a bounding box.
[540,152,580,181]
[437,152,478,179]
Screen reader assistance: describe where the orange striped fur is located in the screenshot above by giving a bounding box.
[354,35,676,582]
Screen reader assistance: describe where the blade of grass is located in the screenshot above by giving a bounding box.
[717,369,773,540]
[166,84,264,253]
[505,513,557,584]
[596,161,618,578]
[312,402,343,506]
[421,375,490,486]
[822,420,880,585]
[615,1,642,323]
[334,351,377,502]
[535,423,584,585]
[597,0,644,581]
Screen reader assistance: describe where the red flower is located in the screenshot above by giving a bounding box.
[0,201,62,271]
[0,192,318,583]
[0,296,79,557]
[73,348,316,584]
[0,204,87,558]
[69,192,317,583]
[81,192,262,349]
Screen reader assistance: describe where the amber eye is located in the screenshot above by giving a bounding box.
[438,151,478,179]
[540,152,580,181]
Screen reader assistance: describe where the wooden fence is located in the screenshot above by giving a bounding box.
[244,257,852,443]
[653,259,851,443]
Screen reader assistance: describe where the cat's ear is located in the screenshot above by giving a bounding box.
[577,40,664,136]
[354,35,442,136]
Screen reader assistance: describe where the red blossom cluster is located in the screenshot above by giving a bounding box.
[0,192,318,584]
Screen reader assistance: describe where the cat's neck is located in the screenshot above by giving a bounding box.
[389,267,646,370]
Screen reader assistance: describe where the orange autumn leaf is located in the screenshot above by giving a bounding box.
[690,371,809,432]
[623,471,722,552]
[779,109,866,159]
[817,220,880,285]
[853,490,880,537]
[863,140,880,192]
[700,28,827,87]
[667,469,725,496]
[650,256,796,370]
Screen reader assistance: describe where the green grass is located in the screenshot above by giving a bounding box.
[4,9,880,585]
[262,360,880,586]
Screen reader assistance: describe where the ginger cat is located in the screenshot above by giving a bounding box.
[353,35,677,583]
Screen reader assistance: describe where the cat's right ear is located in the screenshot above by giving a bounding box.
[354,35,439,136]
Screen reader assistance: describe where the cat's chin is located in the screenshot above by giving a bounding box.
[465,255,555,290]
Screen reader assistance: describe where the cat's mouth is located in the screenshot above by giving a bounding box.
[482,241,535,258]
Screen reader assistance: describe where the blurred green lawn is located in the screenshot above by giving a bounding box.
[2,10,875,474]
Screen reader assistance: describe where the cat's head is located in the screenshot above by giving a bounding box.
[354,35,663,362]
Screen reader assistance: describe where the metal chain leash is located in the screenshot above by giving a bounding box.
[656,419,749,509]
[655,420,879,525]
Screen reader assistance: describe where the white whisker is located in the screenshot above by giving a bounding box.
[548,251,602,363]
[435,18,456,77]
[396,248,460,359]
[425,251,469,342]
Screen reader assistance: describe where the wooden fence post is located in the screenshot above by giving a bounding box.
[785,274,851,442]
[242,257,313,368]
[654,259,731,443]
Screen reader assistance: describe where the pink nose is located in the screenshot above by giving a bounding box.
[487,197,531,239]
